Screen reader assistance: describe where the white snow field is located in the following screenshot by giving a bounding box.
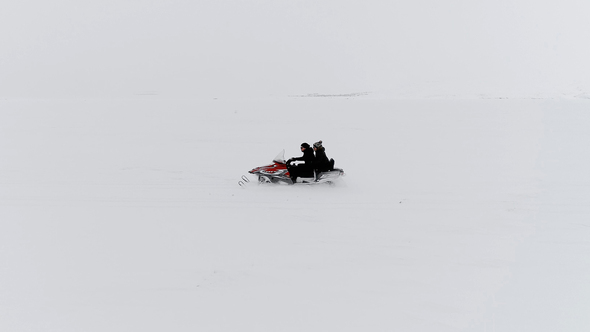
[1,97,589,331]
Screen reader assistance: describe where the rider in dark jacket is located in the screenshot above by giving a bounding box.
[313,140,331,172]
[287,143,315,182]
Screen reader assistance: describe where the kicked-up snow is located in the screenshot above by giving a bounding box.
[1,97,589,331]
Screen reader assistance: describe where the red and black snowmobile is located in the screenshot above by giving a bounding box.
[239,150,344,186]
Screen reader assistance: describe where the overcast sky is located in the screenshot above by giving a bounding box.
[2,0,589,98]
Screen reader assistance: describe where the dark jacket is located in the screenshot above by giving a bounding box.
[288,147,316,179]
[292,148,315,169]
[314,147,331,172]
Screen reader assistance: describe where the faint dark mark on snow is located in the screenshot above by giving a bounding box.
[135,91,158,96]
[151,287,198,292]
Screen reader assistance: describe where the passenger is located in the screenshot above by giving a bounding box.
[313,140,331,173]
[287,143,315,183]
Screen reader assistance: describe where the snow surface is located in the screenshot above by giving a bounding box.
[1,97,589,331]
[2,1,590,330]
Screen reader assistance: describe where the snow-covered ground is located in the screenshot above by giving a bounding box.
[3,0,590,330]
[1,97,589,331]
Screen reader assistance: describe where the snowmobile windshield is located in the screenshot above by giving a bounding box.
[273,150,286,164]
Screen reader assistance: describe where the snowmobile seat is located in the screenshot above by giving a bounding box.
[314,159,336,181]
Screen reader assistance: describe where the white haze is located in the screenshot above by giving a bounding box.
[2,1,590,331]
[1,0,590,99]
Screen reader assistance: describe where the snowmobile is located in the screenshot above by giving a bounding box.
[239,150,344,186]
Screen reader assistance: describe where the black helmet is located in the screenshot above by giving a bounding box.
[301,143,310,149]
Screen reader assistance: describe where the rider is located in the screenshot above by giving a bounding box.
[287,143,315,183]
[313,140,331,173]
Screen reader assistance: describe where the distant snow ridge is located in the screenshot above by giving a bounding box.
[291,92,369,98]
[574,92,590,99]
